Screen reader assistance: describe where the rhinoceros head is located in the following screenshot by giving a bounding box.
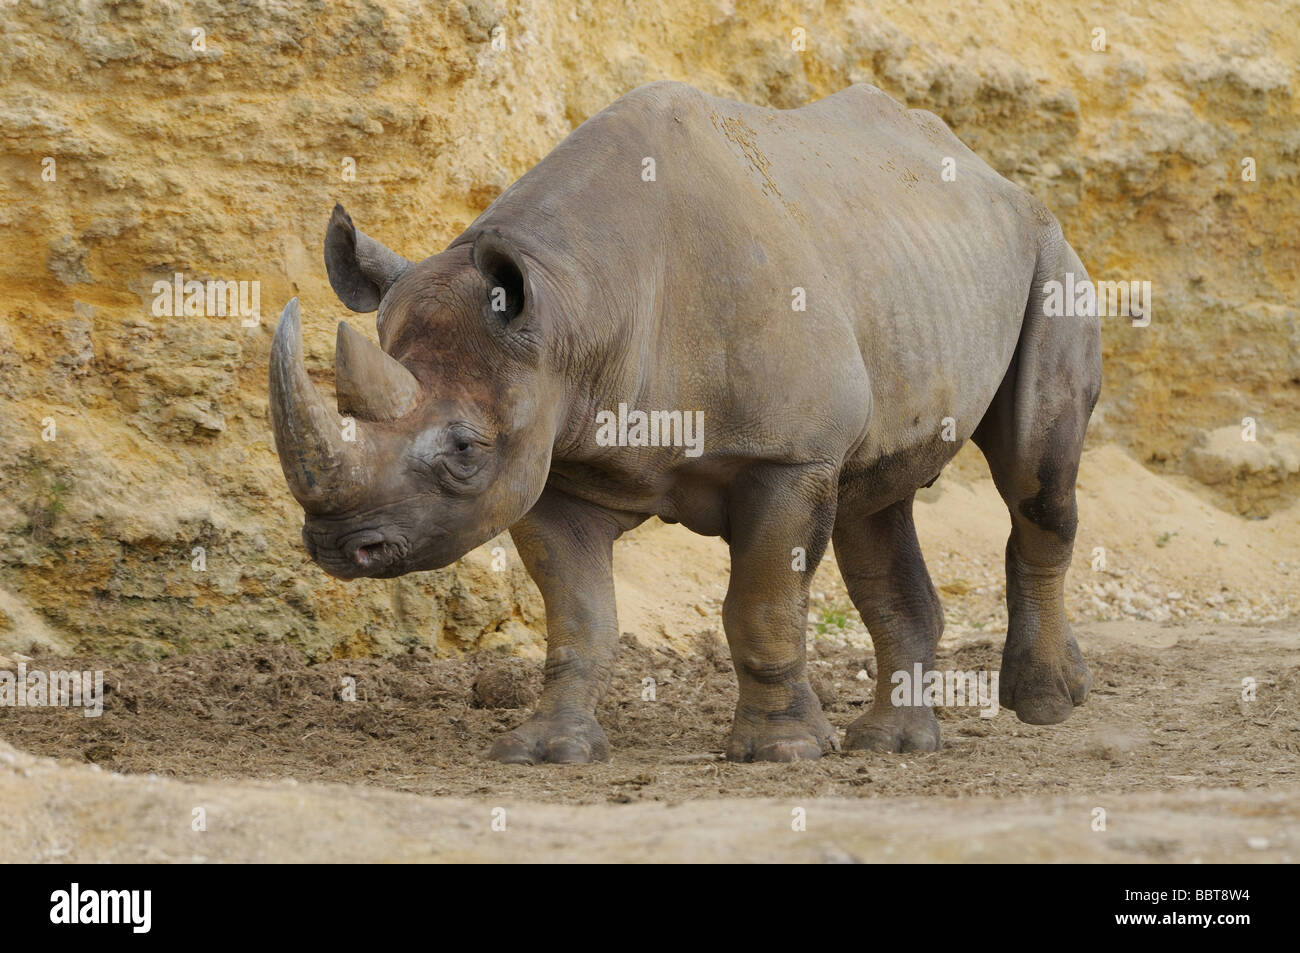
[269,205,560,579]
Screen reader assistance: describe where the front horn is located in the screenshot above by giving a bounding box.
[269,298,373,513]
[335,321,421,421]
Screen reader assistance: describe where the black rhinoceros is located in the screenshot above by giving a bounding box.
[269,81,1100,764]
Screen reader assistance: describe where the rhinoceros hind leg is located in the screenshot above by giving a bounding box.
[972,237,1101,726]
[833,494,942,753]
[722,463,841,763]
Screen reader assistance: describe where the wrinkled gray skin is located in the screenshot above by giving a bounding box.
[270,82,1101,764]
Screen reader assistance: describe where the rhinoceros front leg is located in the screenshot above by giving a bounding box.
[487,489,630,765]
[722,463,841,762]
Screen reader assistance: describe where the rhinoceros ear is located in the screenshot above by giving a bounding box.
[324,204,412,313]
[471,229,532,326]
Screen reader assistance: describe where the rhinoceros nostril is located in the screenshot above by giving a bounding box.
[353,544,378,567]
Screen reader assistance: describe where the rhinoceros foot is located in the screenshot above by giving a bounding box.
[725,694,840,763]
[843,705,941,753]
[999,629,1092,725]
[486,710,610,765]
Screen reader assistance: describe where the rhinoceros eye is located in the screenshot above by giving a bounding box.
[443,425,488,479]
[408,424,489,488]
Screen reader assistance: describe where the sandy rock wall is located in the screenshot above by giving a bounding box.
[0,0,1296,657]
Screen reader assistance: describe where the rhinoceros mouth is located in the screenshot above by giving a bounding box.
[350,539,402,571]
[302,526,411,579]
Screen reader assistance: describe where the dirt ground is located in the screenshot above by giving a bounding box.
[2,740,1294,862]
[2,619,1298,861]
[3,619,1296,804]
